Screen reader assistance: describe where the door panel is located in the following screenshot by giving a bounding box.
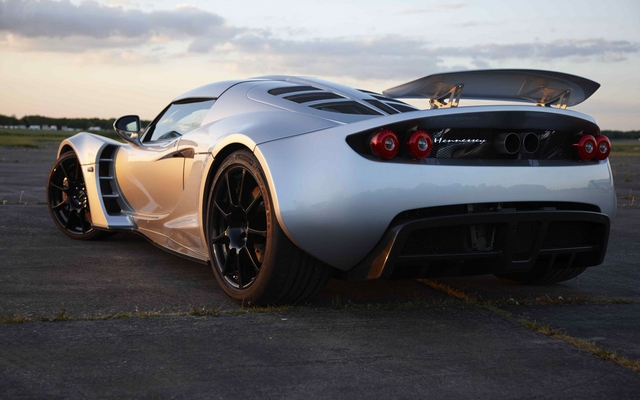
[115,140,184,215]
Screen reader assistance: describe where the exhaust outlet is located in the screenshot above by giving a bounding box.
[494,132,520,154]
[519,132,539,153]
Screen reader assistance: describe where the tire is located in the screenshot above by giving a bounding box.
[206,150,331,305]
[495,267,587,285]
[46,152,111,240]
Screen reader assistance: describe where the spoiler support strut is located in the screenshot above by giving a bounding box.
[430,83,464,109]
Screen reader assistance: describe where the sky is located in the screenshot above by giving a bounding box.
[0,0,639,130]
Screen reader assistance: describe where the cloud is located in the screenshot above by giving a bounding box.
[402,2,466,14]
[0,0,239,47]
[0,0,637,80]
[434,2,466,9]
[0,0,150,38]
[435,39,639,61]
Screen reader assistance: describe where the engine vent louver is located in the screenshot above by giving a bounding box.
[268,85,321,96]
[311,101,383,115]
[359,90,419,113]
[285,92,345,103]
[364,99,399,114]
[372,94,403,102]
[386,103,419,113]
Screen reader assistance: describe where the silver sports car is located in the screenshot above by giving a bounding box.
[47,69,615,305]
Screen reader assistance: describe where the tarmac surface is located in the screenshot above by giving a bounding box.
[1,143,639,398]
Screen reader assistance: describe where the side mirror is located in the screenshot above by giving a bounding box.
[113,115,142,147]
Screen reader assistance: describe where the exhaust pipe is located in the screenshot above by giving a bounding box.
[494,133,520,154]
[519,132,539,153]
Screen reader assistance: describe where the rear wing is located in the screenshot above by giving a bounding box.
[382,69,600,109]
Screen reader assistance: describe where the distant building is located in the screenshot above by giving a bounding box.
[88,126,102,131]
[61,126,75,132]
[28,125,41,130]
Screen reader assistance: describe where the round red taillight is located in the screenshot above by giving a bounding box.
[406,130,433,159]
[575,135,597,160]
[595,135,611,160]
[370,129,399,159]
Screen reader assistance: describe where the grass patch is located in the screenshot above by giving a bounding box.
[483,295,633,306]
[329,295,461,310]
[135,307,163,318]
[611,146,640,156]
[419,279,640,374]
[0,128,121,148]
[247,305,292,314]
[0,313,29,324]
[0,304,298,324]
[188,306,221,317]
[40,309,73,322]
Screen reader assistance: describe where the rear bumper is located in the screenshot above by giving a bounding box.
[342,203,610,282]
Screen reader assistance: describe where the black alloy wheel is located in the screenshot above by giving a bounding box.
[206,150,331,305]
[209,161,267,290]
[47,152,105,240]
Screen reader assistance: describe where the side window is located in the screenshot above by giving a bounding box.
[145,99,215,142]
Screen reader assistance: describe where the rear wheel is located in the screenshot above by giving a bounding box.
[206,150,331,305]
[495,267,587,285]
[47,152,110,240]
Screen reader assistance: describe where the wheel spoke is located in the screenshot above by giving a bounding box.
[52,201,66,210]
[214,201,230,218]
[238,169,246,208]
[50,182,66,192]
[247,228,267,237]
[210,231,227,244]
[243,247,260,274]
[235,251,243,289]
[225,172,234,206]
[75,161,80,181]
[64,213,72,229]
[59,161,71,182]
[245,191,263,214]
[222,248,234,275]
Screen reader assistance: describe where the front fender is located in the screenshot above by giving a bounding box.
[57,132,123,165]
[55,132,133,230]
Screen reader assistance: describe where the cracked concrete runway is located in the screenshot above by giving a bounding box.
[1,143,639,399]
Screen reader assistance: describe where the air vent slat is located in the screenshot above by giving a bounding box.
[372,94,415,106]
[364,99,399,114]
[284,92,344,103]
[311,101,382,116]
[388,103,419,113]
[268,86,320,96]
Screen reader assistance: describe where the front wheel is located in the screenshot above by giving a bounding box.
[206,150,331,305]
[46,152,110,240]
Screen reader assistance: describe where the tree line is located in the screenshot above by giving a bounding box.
[0,114,151,130]
[601,130,640,139]
[1,113,638,138]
